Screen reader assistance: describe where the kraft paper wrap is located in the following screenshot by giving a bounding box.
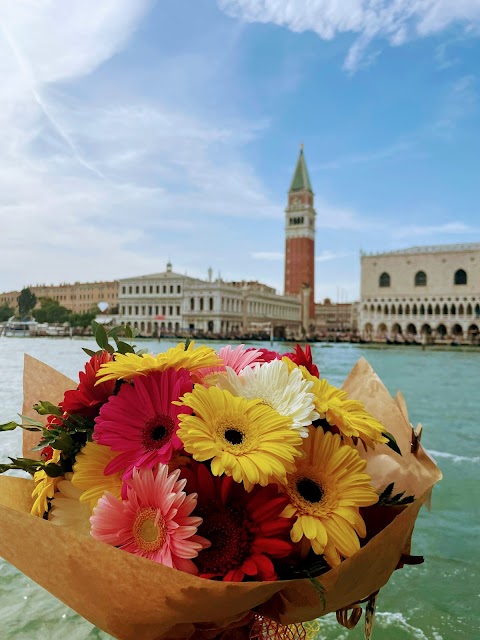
[0,355,442,640]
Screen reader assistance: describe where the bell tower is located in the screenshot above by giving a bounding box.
[284,145,316,326]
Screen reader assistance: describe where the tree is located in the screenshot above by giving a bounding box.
[33,297,70,324]
[0,303,14,322]
[17,288,37,319]
[69,310,97,329]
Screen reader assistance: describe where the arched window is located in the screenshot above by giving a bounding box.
[412,304,418,315]
[379,272,390,288]
[398,304,403,315]
[415,271,427,286]
[405,304,410,315]
[475,303,480,316]
[391,304,396,315]
[363,304,368,311]
[467,303,473,315]
[443,304,448,315]
[459,304,464,316]
[377,304,382,313]
[435,304,440,315]
[384,305,389,315]
[454,269,467,285]
[190,297,195,311]
[370,304,375,313]
[420,304,425,315]
[427,304,433,315]
[450,304,456,316]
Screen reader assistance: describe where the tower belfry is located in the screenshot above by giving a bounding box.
[284,145,316,327]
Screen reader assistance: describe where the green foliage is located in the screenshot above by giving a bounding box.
[0,303,14,322]
[82,322,138,359]
[384,431,402,455]
[17,288,37,318]
[33,297,70,324]
[378,482,415,506]
[33,401,62,417]
[0,421,18,432]
[69,310,97,328]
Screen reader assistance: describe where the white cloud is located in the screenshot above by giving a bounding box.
[316,250,350,262]
[0,2,283,293]
[393,221,478,239]
[218,0,480,71]
[252,251,284,260]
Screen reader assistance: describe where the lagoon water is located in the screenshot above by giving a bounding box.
[0,337,478,640]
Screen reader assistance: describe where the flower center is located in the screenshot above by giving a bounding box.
[196,504,252,575]
[132,507,167,553]
[224,429,244,445]
[142,414,175,451]
[296,478,323,503]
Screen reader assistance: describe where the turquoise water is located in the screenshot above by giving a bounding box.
[0,337,478,640]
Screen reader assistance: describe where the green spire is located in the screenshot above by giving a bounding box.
[289,145,312,193]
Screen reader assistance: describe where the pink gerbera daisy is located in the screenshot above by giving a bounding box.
[90,465,209,574]
[93,368,193,479]
[195,344,264,383]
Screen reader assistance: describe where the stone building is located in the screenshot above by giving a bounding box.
[0,280,118,314]
[117,262,203,335]
[315,299,356,335]
[117,264,301,338]
[284,145,316,329]
[182,279,301,338]
[359,243,480,341]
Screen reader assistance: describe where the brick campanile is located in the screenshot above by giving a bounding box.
[284,145,316,326]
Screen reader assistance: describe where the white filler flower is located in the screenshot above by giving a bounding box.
[217,359,318,437]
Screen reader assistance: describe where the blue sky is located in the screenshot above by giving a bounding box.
[1,0,479,301]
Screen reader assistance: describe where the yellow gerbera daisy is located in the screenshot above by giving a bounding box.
[177,385,303,491]
[49,473,92,535]
[71,441,123,509]
[31,449,63,517]
[95,342,221,384]
[283,359,388,449]
[282,427,378,567]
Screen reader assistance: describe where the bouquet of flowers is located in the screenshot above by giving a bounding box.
[0,325,441,640]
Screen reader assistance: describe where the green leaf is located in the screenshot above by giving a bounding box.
[308,576,326,611]
[19,415,45,429]
[184,338,191,351]
[43,463,65,478]
[33,401,62,417]
[108,326,124,338]
[384,431,402,455]
[94,323,110,351]
[0,421,18,432]
[115,340,135,355]
[82,348,98,357]
[125,324,133,339]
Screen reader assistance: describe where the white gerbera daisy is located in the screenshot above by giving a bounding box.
[217,359,318,437]
[49,473,92,536]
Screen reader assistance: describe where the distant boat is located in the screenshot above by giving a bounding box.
[1,317,37,337]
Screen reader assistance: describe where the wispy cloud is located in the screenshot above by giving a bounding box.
[0,2,283,292]
[218,0,480,72]
[393,221,478,239]
[315,250,352,262]
[252,251,283,260]
[430,74,477,137]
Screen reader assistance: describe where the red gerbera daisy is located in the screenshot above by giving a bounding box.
[61,351,116,418]
[246,347,282,363]
[93,368,193,480]
[182,462,293,581]
[285,344,319,377]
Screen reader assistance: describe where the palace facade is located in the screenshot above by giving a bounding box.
[117,263,301,337]
[359,243,480,341]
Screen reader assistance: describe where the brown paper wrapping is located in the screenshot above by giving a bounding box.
[0,355,441,640]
